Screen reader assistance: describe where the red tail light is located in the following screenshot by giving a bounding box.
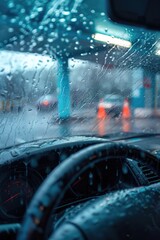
[43,100,49,106]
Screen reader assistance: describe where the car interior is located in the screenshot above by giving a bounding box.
[0,0,160,240]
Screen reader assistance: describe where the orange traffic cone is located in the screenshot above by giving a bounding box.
[97,118,106,136]
[97,101,107,119]
[122,98,131,119]
[122,119,131,132]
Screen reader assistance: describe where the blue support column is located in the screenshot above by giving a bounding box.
[57,58,71,119]
[131,68,156,117]
[143,69,156,109]
[151,72,156,109]
[131,68,145,109]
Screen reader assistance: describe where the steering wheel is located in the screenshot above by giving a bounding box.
[18,142,160,240]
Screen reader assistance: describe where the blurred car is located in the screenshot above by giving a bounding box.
[98,94,124,117]
[36,94,57,111]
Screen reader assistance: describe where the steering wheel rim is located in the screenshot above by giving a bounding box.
[18,142,160,240]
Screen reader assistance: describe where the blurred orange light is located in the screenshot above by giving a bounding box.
[43,100,49,106]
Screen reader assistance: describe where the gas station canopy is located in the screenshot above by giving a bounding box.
[0,0,160,72]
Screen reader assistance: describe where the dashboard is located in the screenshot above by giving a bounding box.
[0,135,160,239]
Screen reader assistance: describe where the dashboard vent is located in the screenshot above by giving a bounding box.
[138,163,160,185]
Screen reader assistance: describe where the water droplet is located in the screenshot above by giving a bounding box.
[100,12,105,16]
[59,18,65,23]
[62,10,69,15]
[67,26,72,31]
[71,18,77,22]
[8,28,14,33]
[37,36,44,42]
[89,21,93,25]
[11,150,19,157]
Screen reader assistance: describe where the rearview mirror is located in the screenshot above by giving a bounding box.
[108,0,160,30]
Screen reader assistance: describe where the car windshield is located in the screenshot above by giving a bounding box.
[0,0,159,149]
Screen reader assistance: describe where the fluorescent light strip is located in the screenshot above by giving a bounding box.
[155,49,160,55]
[92,33,131,48]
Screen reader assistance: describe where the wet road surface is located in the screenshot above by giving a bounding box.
[0,106,160,149]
